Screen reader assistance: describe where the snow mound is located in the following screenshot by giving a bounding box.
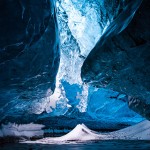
[47,123,106,141]
[23,120,150,144]
[23,124,107,144]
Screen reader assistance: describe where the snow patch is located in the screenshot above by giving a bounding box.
[0,123,45,138]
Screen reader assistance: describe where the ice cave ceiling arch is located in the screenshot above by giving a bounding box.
[0,0,149,129]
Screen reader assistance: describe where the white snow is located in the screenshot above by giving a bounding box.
[22,124,107,144]
[22,120,150,144]
[112,120,150,140]
[0,123,45,138]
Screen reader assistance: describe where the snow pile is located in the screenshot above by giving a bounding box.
[0,123,45,138]
[23,120,150,144]
[112,120,150,140]
[23,124,107,144]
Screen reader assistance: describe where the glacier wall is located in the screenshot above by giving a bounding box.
[0,0,60,118]
[41,0,143,129]
[81,0,150,120]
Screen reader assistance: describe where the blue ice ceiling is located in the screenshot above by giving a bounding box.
[0,0,149,129]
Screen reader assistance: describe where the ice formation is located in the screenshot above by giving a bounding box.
[34,0,144,128]
[81,0,150,119]
[0,123,44,138]
[46,0,104,113]
[0,0,60,117]
[23,120,150,143]
[46,0,138,114]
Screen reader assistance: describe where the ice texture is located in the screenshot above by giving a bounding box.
[81,0,150,119]
[47,0,132,113]
[45,0,143,125]
[0,123,44,138]
[0,0,60,117]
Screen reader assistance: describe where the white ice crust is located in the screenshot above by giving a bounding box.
[0,123,45,138]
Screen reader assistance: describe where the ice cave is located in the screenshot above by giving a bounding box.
[0,0,150,149]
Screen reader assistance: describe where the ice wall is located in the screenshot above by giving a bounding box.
[81,0,150,119]
[38,0,143,128]
[0,0,60,118]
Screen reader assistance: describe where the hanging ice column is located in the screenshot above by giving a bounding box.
[46,0,111,114]
[45,0,133,116]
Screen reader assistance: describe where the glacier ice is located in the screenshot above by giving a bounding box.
[43,0,144,124]
[0,0,60,117]
[47,0,126,111]
[81,0,150,119]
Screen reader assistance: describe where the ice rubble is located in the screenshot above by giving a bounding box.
[23,120,150,143]
[0,123,44,138]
